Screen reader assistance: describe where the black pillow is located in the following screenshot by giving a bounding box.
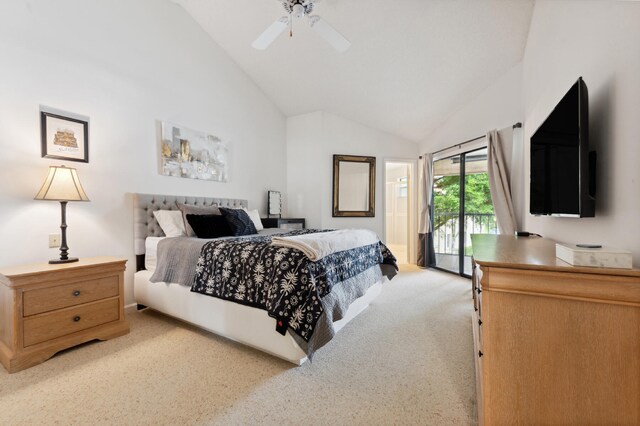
[219,208,258,236]
[176,202,221,237]
[185,214,233,239]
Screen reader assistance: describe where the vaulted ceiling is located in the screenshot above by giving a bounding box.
[175,0,534,142]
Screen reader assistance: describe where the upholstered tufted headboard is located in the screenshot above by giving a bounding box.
[133,193,248,271]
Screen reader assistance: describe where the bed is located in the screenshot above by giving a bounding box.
[133,193,395,365]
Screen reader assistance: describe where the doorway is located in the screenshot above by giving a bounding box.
[384,160,416,265]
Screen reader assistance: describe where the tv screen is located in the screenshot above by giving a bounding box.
[530,77,594,217]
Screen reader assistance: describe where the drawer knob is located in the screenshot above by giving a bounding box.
[476,287,482,294]
[478,319,483,326]
[479,350,484,358]
[73,290,81,297]
[73,316,81,322]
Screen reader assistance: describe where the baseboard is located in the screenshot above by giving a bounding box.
[124,303,138,313]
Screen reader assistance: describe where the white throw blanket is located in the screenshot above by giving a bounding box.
[271,229,379,261]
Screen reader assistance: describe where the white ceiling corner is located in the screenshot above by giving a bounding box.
[174,0,535,142]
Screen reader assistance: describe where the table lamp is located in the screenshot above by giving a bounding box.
[34,165,90,264]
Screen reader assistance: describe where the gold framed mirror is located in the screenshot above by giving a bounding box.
[332,154,376,217]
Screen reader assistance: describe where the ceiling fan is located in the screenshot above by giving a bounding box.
[252,0,351,53]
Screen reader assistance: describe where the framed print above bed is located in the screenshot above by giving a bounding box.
[40,111,89,163]
[160,121,229,182]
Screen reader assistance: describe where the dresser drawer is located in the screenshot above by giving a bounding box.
[23,298,119,347]
[23,276,119,316]
[472,309,483,353]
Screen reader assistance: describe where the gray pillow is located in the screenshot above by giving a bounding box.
[176,202,221,237]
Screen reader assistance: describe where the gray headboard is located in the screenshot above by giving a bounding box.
[133,193,248,270]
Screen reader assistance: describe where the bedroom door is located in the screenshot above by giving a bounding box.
[384,160,416,265]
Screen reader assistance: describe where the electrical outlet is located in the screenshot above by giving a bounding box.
[49,234,61,248]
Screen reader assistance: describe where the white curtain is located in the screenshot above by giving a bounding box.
[418,153,433,233]
[486,128,517,235]
[417,153,434,267]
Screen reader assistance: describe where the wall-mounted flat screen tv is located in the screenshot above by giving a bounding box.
[530,77,595,217]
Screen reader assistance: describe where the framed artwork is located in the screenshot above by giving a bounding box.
[40,111,89,163]
[160,121,229,182]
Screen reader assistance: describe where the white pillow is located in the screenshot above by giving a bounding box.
[243,208,264,231]
[153,210,186,237]
[145,237,165,271]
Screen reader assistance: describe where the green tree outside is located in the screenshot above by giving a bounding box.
[433,173,494,231]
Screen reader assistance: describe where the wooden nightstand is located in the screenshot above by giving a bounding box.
[0,257,129,373]
[261,218,306,230]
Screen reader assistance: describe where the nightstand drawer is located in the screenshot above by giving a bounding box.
[23,276,119,316]
[23,298,120,347]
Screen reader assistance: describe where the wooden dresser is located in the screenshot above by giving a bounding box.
[471,234,640,425]
[0,257,129,373]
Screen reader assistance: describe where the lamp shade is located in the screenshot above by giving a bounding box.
[34,165,90,201]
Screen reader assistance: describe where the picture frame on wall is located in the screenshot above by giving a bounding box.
[159,121,229,182]
[41,111,89,163]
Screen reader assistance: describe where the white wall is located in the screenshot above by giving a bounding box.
[0,0,287,303]
[286,112,324,229]
[420,62,526,221]
[287,112,419,239]
[419,62,524,155]
[522,0,640,264]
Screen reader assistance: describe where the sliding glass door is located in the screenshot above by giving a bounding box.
[432,147,497,277]
[432,155,461,273]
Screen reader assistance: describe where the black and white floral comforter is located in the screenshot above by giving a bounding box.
[191,229,397,352]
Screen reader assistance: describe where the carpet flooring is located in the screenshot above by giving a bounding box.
[0,267,476,425]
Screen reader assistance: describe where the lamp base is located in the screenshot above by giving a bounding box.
[49,257,79,265]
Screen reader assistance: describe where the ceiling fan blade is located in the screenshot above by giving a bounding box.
[252,17,289,50]
[308,15,350,52]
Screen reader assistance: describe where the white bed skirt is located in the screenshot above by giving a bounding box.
[134,270,384,365]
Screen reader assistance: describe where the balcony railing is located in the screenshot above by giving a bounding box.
[433,212,497,256]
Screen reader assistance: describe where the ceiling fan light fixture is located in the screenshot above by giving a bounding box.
[253,0,350,52]
[292,4,305,19]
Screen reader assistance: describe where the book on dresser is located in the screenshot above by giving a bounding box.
[471,234,640,425]
[0,257,130,373]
